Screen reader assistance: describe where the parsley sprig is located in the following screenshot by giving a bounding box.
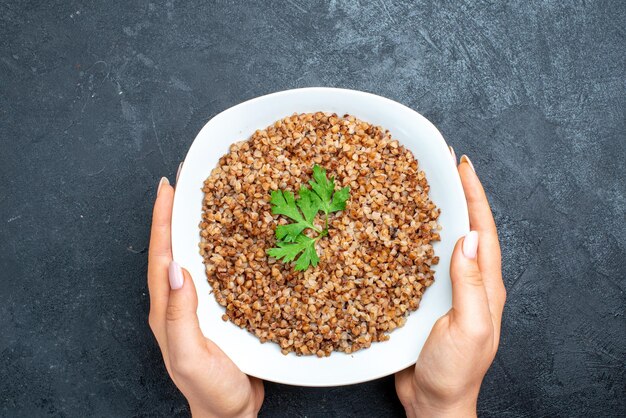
[267,165,350,271]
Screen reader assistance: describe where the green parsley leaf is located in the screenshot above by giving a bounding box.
[270,189,319,242]
[309,165,334,212]
[329,185,350,212]
[267,235,319,271]
[294,239,320,271]
[270,190,303,223]
[275,223,307,242]
[296,186,322,223]
[309,165,350,214]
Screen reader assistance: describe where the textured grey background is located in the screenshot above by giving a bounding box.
[1,0,625,417]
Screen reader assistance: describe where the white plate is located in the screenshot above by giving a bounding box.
[172,87,469,387]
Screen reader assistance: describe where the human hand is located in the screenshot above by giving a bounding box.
[395,153,506,418]
[148,176,264,418]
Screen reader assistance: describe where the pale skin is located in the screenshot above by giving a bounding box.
[147,152,504,417]
[395,154,506,417]
[148,179,263,418]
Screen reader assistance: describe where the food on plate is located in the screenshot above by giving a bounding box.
[199,112,440,356]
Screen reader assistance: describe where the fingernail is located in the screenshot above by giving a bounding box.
[176,162,183,184]
[157,177,169,196]
[449,146,457,163]
[463,231,479,259]
[460,155,475,173]
[168,260,184,290]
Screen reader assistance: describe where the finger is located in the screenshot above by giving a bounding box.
[148,177,174,349]
[165,262,209,379]
[449,233,492,333]
[458,157,506,326]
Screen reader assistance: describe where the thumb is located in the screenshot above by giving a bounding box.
[449,231,491,326]
[166,261,207,374]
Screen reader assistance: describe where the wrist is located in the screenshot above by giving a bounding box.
[190,404,259,418]
[403,385,478,418]
[405,398,477,418]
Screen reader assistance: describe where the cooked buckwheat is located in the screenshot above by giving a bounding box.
[199,112,440,356]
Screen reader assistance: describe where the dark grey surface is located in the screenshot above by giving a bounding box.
[1,1,625,417]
